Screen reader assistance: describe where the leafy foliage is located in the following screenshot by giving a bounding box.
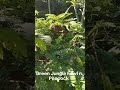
[0,0,34,22]
[86,0,120,90]
[0,1,34,90]
[35,6,85,90]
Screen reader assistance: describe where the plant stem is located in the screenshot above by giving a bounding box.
[80,6,85,28]
[48,0,51,14]
[74,6,79,22]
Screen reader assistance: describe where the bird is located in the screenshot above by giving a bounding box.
[50,23,69,34]
[35,30,52,44]
[40,35,52,44]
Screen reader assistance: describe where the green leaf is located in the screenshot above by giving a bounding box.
[0,28,27,58]
[35,37,47,52]
[101,74,115,90]
[0,45,3,60]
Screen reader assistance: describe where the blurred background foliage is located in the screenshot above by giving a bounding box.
[0,0,34,90]
[86,0,120,90]
[0,0,34,22]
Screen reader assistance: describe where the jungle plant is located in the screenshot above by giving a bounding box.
[35,10,85,90]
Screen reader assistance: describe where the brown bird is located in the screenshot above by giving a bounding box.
[50,23,69,34]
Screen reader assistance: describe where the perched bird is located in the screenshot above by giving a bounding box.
[40,35,52,44]
[50,23,69,34]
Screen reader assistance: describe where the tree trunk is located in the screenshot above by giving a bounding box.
[48,0,51,14]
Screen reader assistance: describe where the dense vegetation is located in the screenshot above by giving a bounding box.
[35,0,85,90]
[1,0,120,90]
[0,0,34,90]
[86,0,120,90]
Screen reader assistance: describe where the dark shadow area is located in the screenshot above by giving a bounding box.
[86,0,120,90]
[0,0,35,90]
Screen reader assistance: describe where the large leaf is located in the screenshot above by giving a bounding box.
[35,37,47,52]
[0,28,27,58]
